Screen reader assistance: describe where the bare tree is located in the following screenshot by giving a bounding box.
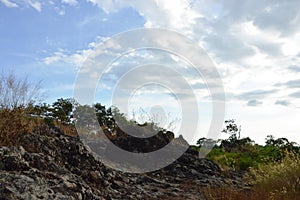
[0,71,42,109]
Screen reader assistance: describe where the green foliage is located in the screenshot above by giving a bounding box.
[205,137,299,171]
[197,120,299,171]
[51,98,73,124]
[222,119,240,141]
[94,103,108,126]
[73,104,98,130]
[31,98,74,125]
[219,119,255,153]
[207,148,261,170]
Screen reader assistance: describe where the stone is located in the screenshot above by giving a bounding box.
[0,125,247,199]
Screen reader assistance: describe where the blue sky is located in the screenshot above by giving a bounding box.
[1,0,300,145]
[0,1,145,99]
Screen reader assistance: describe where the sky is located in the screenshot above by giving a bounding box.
[1,0,300,145]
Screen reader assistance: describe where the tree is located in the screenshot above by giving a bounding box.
[196,137,217,148]
[265,135,299,152]
[73,104,98,130]
[0,71,42,109]
[222,119,241,142]
[196,137,207,147]
[265,135,276,146]
[220,119,255,152]
[94,103,108,126]
[51,98,74,124]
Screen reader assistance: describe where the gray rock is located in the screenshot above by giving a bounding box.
[0,125,247,200]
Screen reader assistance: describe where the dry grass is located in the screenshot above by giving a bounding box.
[202,187,268,200]
[53,120,78,137]
[249,151,300,200]
[202,184,298,200]
[203,152,300,200]
[0,107,79,146]
[0,107,42,146]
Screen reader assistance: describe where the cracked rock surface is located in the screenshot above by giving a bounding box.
[0,126,246,200]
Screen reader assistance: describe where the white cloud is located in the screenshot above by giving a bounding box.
[109,0,300,143]
[43,49,89,67]
[0,0,41,11]
[86,0,300,66]
[0,0,18,8]
[0,0,80,13]
[275,100,291,107]
[87,0,202,35]
[41,0,300,107]
[39,0,300,143]
[61,0,78,6]
[27,0,41,12]
[247,99,263,107]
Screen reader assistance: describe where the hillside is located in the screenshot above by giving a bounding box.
[0,125,247,200]
[0,97,299,199]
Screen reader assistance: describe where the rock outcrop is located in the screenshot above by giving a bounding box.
[0,126,246,199]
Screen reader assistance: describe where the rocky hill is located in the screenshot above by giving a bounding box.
[0,126,247,200]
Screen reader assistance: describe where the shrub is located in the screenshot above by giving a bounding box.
[0,71,42,109]
[202,152,300,200]
[0,71,43,146]
[249,151,300,199]
[0,107,42,146]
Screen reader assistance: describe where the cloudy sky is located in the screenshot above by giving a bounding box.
[1,0,300,144]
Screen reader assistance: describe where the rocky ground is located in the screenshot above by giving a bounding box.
[0,126,248,200]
